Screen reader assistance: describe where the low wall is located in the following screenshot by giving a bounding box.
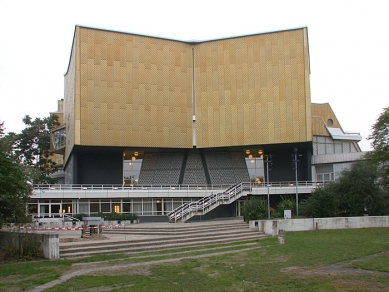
[250,216,389,236]
[14,220,139,229]
[0,230,59,260]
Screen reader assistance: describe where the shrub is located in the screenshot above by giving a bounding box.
[300,160,389,218]
[72,213,88,221]
[72,213,138,221]
[299,183,340,218]
[241,197,268,222]
[273,195,296,218]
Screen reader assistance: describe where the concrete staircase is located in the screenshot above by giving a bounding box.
[59,219,268,258]
[167,183,252,222]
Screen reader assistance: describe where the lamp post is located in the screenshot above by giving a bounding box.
[264,155,273,219]
[292,148,302,216]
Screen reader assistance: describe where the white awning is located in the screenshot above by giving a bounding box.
[326,127,362,141]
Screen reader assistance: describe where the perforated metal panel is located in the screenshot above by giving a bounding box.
[78,28,193,148]
[311,103,342,136]
[195,29,311,147]
[64,27,312,164]
[64,30,78,163]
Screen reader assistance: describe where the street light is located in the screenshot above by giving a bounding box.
[292,148,302,216]
[264,155,273,219]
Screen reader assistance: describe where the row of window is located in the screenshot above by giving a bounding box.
[29,198,200,217]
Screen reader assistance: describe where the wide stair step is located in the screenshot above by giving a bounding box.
[60,220,267,258]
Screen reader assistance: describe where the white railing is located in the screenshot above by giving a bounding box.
[33,184,232,191]
[167,182,252,222]
[33,181,329,191]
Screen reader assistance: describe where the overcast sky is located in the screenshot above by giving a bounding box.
[0,0,388,151]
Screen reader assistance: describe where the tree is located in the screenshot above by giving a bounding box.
[368,106,389,191]
[0,152,32,225]
[8,115,60,184]
[0,115,59,225]
[0,121,15,154]
[0,122,32,225]
[300,160,389,217]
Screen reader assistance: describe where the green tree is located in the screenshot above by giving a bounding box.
[8,115,59,184]
[0,122,32,225]
[336,160,388,216]
[0,121,16,154]
[368,106,389,191]
[0,115,59,225]
[0,152,32,225]
[300,160,389,217]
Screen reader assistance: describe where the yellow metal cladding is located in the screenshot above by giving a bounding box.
[63,26,313,163]
[194,28,312,147]
[63,28,78,163]
[311,103,342,136]
[78,27,193,148]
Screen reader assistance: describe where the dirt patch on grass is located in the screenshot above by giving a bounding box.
[88,264,152,277]
[281,266,305,273]
[84,284,135,292]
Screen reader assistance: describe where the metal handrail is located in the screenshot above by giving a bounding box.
[33,184,233,191]
[33,181,330,191]
[167,182,252,222]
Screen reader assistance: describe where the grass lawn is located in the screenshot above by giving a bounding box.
[1,228,388,291]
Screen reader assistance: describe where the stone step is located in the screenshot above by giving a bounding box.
[103,223,249,235]
[59,219,267,258]
[124,221,249,229]
[60,233,267,258]
[60,228,258,252]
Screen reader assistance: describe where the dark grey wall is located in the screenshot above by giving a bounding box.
[74,149,123,184]
[263,142,312,182]
[64,143,312,185]
[188,203,237,221]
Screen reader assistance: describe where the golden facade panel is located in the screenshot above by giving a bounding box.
[311,103,341,136]
[194,28,311,148]
[63,30,77,164]
[77,27,193,149]
[63,26,313,164]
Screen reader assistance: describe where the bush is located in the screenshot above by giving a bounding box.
[300,160,389,218]
[299,183,340,218]
[273,195,296,218]
[72,213,138,222]
[71,213,88,221]
[241,197,268,222]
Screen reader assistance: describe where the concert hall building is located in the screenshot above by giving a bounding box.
[31,26,363,221]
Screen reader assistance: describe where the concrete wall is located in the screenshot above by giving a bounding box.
[250,216,389,236]
[0,230,59,260]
